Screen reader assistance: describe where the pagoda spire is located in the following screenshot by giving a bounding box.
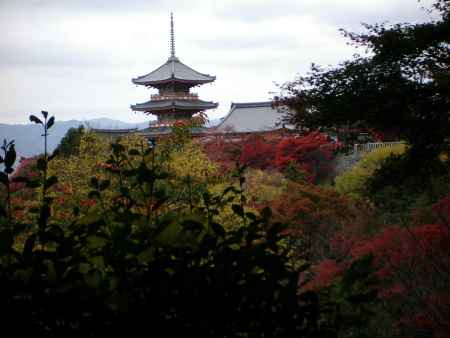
[170,12,175,58]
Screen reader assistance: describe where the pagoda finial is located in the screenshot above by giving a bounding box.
[170,12,175,58]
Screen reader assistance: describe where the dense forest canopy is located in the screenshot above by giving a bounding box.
[277,0,449,159]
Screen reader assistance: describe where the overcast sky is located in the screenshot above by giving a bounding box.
[0,0,437,124]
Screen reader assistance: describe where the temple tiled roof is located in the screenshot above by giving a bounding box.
[132,56,216,86]
[216,101,292,133]
[90,128,138,134]
[131,99,218,112]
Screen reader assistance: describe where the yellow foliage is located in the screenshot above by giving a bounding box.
[207,169,288,230]
[48,132,150,219]
[245,169,288,204]
[167,142,218,180]
[334,144,406,198]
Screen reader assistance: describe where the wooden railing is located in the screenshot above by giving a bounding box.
[353,141,405,153]
[151,93,198,101]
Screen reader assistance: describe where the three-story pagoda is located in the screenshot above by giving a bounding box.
[131,13,218,133]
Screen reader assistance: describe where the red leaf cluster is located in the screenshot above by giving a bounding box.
[308,195,450,336]
[203,132,337,182]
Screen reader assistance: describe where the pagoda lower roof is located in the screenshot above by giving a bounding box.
[131,99,218,112]
[91,128,138,134]
[138,126,208,137]
[132,56,216,86]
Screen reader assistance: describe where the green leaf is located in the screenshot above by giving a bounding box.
[11,176,29,183]
[44,260,57,281]
[0,230,13,255]
[261,207,272,220]
[269,222,285,236]
[89,256,105,270]
[0,205,6,218]
[0,172,8,186]
[27,180,41,188]
[128,149,140,156]
[99,180,110,191]
[36,158,46,171]
[88,190,101,199]
[152,197,168,211]
[29,206,40,213]
[341,254,374,291]
[4,144,16,169]
[23,234,36,260]
[154,221,183,246]
[137,248,155,263]
[79,262,91,274]
[111,143,125,155]
[73,206,80,216]
[181,219,204,232]
[38,204,51,228]
[211,222,225,237]
[46,116,55,129]
[29,114,43,125]
[90,177,99,189]
[77,211,103,226]
[245,212,257,221]
[231,204,244,217]
[156,172,169,179]
[87,236,107,250]
[120,186,130,197]
[44,175,58,190]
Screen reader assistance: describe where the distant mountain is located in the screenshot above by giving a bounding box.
[0,118,149,159]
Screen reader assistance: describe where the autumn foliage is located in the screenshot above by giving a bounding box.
[305,194,450,337]
[203,131,337,183]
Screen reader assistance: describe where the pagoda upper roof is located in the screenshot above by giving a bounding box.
[132,56,216,86]
[131,98,218,112]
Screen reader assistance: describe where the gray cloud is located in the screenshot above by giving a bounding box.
[193,34,299,51]
[0,40,108,68]
[217,0,435,27]
[0,0,439,124]
[0,0,167,13]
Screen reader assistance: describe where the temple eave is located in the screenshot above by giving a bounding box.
[132,77,215,86]
[132,108,217,115]
[131,102,218,112]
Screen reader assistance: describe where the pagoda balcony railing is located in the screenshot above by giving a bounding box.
[151,93,199,101]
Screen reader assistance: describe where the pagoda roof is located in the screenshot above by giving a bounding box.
[132,57,216,86]
[138,126,208,137]
[91,128,138,134]
[131,99,218,112]
[216,101,293,133]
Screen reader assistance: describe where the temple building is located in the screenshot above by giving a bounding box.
[215,102,291,134]
[131,13,217,138]
[93,13,289,139]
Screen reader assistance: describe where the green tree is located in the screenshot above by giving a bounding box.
[278,0,449,169]
[54,125,84,157]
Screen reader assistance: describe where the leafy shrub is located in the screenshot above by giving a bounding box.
[0,113,332,337]
[334,144,406,198]
[274,131,336,183]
